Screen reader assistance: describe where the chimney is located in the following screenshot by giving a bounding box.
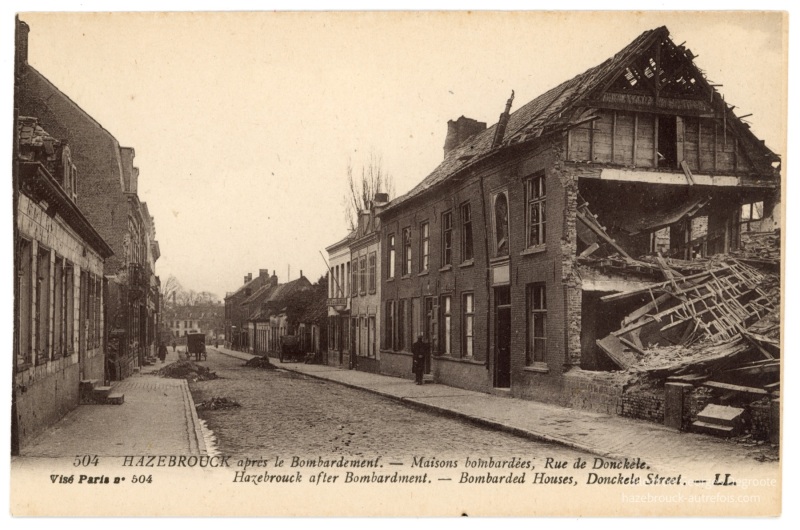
[491,91,515,149]
[244,272,252,284]
[374,193,389,204]
[259,269,270,279]
[15,18,29,76]
[272,270,278,283]
[443,116,487,158]
[300,269,304,278]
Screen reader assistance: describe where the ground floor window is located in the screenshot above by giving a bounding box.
[441,295,451,355]
[462,293,474,357]
[526,283,547,364]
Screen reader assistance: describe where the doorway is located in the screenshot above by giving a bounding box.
[494,286,511,388]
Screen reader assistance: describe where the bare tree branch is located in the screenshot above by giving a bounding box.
[343,149,395,230]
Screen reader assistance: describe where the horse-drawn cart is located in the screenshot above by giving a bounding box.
[187,332,206,362]
[279,334,302,363]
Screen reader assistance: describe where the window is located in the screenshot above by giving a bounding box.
[387,234,396,279]
[36,247,51,364]
[441,295,451,355]
[368,316,376,358]
[352,259,358,297]
[462,293,474,357]
[359,256,367,296]
[402,227,412,276]
[442,211,453,266]
[16,238,32,368]
[461,203,473,262]
[493,192,509,257]
[397,299,407,351]
[345,262,350,296]
[368,252,376,293]
[526,174,546,248]
[53,257,64,358]
[65,264,74,354]
[741,201,764,232]
[527,283,547,365]
[385,300,395,350]
[420,222,430,272]
[79,271,87,354]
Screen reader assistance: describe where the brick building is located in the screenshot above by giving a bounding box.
[377,26,780,408]
[16,19,162,380]
[13,22,115,451]
[224,269,275,350]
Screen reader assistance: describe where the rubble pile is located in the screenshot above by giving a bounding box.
[734,230,781,262]
[157,360,218,382]
[244,356,277,370]
[195,397,241,410]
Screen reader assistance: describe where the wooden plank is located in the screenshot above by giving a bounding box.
[632,113,638,166]
[653,114,659,167]
[680,160,695,186]
[578,242,600,258]
[576,210,634,260]
[621,291,673,327]
[596,334,639,370]
[676,116,685,166]
[600,269,717,302]
[703,380,769,397]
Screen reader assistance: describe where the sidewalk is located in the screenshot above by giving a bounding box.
[214,345,777,471]
[17,347,207,458]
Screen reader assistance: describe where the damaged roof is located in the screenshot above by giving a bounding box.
[382,26,778,215]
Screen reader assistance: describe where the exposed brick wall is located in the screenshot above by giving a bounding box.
[562,369,625,415]
[748,398,772,440]
[621,387,665,424]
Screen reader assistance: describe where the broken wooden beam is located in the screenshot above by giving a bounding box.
[702,380,769,397]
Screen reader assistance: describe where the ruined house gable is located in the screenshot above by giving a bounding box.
[561,27,779,179]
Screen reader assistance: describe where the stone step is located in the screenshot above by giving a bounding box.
[696,404,744,427]
[105,393,125,405]
[692,420,736,437]
[79,379,99,389]
[92,386,113,399]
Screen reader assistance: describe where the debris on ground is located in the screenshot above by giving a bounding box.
[195,397,241,410]
[157,360,218,382]
[244,356,278,370]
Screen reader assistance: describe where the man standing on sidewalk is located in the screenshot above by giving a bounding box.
[412,334,427,385]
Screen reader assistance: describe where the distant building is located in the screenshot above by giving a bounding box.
[223,269,275,350]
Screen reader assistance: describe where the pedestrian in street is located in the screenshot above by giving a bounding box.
[411,334,427,385]
[158,342,168,363]
[171,340,176,352]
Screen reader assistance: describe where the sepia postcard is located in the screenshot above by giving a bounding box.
[6,9,789,517]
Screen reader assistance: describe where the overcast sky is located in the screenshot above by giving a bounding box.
[14,11,788,299]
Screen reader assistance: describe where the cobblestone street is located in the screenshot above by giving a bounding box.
[190,350,589,461]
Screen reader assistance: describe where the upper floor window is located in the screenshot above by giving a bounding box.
[420,222,430,272]
[526,174,546,248]
[493,192,509,257]
[387,234,396,279]
[359,256,367,296]
[402,228,412,276]
[368,252,377,293]
[442,211,453,267]
[351,259,358,297]
[461,202,473,262]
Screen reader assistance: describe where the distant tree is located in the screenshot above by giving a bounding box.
[343,150,395,231]
[161,275,182,307]
[195,291,220,305]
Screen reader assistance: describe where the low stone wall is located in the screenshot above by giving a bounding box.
[561,369,626,415]
[621,387,665,424]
